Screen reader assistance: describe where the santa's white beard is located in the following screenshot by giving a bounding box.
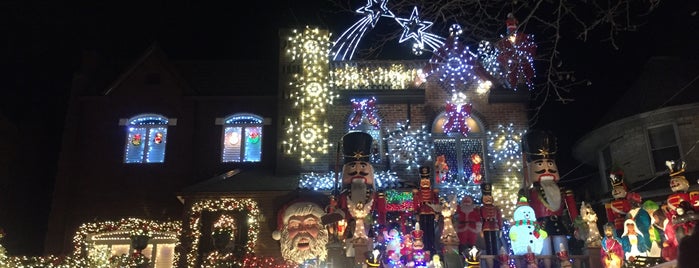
[280,227,329,264]
[540,181,561,211]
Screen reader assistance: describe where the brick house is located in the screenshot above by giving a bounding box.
[44,26,534,267]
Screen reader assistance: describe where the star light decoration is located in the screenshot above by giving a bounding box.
[331,0,395,61]
[394,6,444,53]
[385,121,433,170]
[494,15,537,90]
[443,92,473,136]
[487,123,524,172]
[284,27,338,163]
[424,24,481,93]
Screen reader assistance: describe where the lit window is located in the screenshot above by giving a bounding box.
[222,113,263,163]
[124,114,169,163]
[431,112,485,183]
[647,124,681,173]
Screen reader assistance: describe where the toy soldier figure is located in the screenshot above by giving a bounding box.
[412,166,439,255]
[605,168,631,233]
[339,132,376,219]
[480,183,502,255]
[522,130,578,255]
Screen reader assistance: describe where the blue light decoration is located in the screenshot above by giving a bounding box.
[330,0,395,61]
[298,171,338,191]
[348,97,381,130]
[124,114,169,163]
[374,170,399,189]
[423,24,480,93]
[494,14,537,90]
[477,40,501,80]
[442,93,473,136]
[385,121,433,170]
[487,123,524,172]
[394,6,445,53]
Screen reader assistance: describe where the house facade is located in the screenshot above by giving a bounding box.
[44,26,537,267]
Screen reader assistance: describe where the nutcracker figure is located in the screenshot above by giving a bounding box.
[604,168,630,233]
[666,160,694,213]
[456,195,482,252]
[412,166,439,255]
[480,183,503,255]
[339,132,376,224]
[522,130,578,255]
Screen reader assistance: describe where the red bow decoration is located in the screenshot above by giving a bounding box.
[443,102,472,136]
[495,33,537,89]
[349,97,380,130]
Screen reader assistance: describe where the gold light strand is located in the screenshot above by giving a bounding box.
[330,63,424,89]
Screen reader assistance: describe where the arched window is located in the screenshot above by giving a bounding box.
[124,114,169,163]
[431,112,486,187]
[222,113,263,163]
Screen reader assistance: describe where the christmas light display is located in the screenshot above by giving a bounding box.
[424,24,480,93]
[331,0,395,61]
[492,175,520,221]
[283,27,337,163]
[349,97,380,130]
[385,121,433,170]
[494,18,537,90]
[394,7,444,52]
[487,123,524,172]
[186,198,260,268]
[298,171,337,191]
[356,0,395,27]
[374,170,399,189]
[330,62,424,90]
[443,93,473,136]
[432,138,483,202]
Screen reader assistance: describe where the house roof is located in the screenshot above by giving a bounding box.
[178,169,300,195]
[594,57,699,128]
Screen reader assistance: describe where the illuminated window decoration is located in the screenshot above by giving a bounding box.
[494,14,537,90]
[222,113,263,163]
[433,138,483,202]
[186,198,260,268]
[331,0,395,61]
[348,97,380,130]
[423,24,480,93]
[385,121,433,170]
[394,7,445,53]
[124,114,169,163]
[284,27,337,163]
[298,171,337,191]
[330,61,425,90]
[73,218,182,268]
[487,123,524,172]
[443,93,473,136]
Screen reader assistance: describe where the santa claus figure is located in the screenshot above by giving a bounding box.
[272,201,330,264]
[456,195,482,251]
[605,168,631,233]
[522,130,578,255]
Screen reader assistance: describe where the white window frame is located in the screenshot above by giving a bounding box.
[121,114,173,164]
[218,113,264,163]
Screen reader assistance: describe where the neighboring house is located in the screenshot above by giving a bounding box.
[572,57,699,202]
[45,27,533,267]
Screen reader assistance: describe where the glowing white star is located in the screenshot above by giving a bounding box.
[356,0,395,27]
[395,6,433,47]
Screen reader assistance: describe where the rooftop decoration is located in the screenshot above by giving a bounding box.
[394,7,445,53]
[424,24,481,93]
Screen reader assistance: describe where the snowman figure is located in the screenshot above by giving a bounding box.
[509,197,548,255]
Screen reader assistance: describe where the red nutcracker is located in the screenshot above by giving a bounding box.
[412,166,439,255]
[480,183,503,255]
[338,132,376,225]
[666,160,693,213]
[522,130,578,255]
[605,169,631,232]
[456,195,482,251]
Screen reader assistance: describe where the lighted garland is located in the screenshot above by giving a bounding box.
[492,176,521,221]
[298,171,337,191]
[385,121,433,170]
[186,198,260,268]
[374,170,399,189]
[487,123,524,172]
[330,63,423,90]
[283,27,337,163]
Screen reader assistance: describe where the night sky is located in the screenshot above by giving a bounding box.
[1,0,696,255]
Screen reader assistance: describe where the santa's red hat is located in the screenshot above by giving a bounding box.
[272,201,325,240]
